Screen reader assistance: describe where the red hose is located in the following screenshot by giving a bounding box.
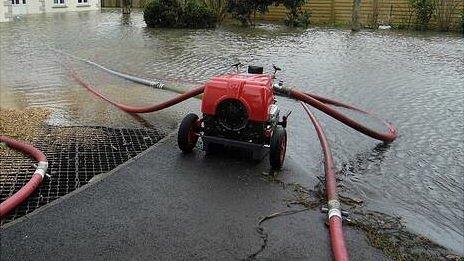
[71,72,204,114]
[329,217,349,261]
[0,136,48,218]
[301,103,349,261]
[290,90,397,142]
[303,93,360,111]
[305,92,398,133]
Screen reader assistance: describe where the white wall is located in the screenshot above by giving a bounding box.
[44,0,100,13]
[1,0,12,22]
[0,0,99,22]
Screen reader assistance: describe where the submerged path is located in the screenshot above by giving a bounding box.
[1,134,387,260]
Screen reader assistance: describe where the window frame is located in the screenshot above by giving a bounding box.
[53,0,66,6]
[12,0,26,5]
[76,0,89,6]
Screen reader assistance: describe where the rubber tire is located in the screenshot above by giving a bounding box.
[178,113,199,153]
[270,126,287,169]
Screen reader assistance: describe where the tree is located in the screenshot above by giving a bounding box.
[121,0,132,14]
[352,0,362,31]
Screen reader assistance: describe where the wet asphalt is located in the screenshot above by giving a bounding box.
[1,133,388,260]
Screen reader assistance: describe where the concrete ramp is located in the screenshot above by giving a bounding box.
[1,134,387,260]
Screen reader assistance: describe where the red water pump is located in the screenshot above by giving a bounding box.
[177,65,289,169]
[70,59,398,261]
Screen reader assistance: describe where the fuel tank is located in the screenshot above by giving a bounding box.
[201,73,274,122]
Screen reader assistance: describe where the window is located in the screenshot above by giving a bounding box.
[77,0,88,3]
[53,0,65,4]
[12,0,24,4]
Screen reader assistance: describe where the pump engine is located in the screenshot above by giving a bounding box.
[177,65,288,169]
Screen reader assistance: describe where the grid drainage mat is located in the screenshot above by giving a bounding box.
[0,125,165,225]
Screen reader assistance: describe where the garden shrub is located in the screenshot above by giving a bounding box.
[277,0,311,27]
[409,0,437,30]
[144,0,181,28]
[227,0,277,26]
[200,0,228,24]
[143,0,217,28]
[183,0,217,28]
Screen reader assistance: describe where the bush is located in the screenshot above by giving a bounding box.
[144,0,181,28]
[143,0,217,28]
[183,0,217,28]
[227,0,277,26]
[409,0,437,30]
[277,0,310,27]
[200,0,228,24]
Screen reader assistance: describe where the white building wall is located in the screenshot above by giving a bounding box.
[23,0,41,14]
[0,2,5,22]
[44,0,99,13]
[1,0,12,22]
[1,0,99,22]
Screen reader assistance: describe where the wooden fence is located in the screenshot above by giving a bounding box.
[101,0,463,30]
[261,0,463,30]
[102,0,147,8]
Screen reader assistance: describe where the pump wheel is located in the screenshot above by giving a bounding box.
[270,126,287,169]
[178,113,200,153]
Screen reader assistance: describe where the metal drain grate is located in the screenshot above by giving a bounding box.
[0,126,165,225]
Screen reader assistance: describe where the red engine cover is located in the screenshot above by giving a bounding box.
[201,73,274,122]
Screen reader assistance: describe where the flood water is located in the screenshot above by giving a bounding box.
[1,10,463,253]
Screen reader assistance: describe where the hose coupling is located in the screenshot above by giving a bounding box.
[272,81,291,96]
[34,161,49,178]
[152,82,165,89]
[321,200,348,220]
[327,200,342,219]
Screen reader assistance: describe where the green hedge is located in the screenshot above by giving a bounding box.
[144,0,217,28]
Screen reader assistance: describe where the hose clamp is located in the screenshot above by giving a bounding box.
[328,208,342,219]
[272,82,291,96]
[327,199,342,219]
[152,82,165,89]
[35,161,49,178]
